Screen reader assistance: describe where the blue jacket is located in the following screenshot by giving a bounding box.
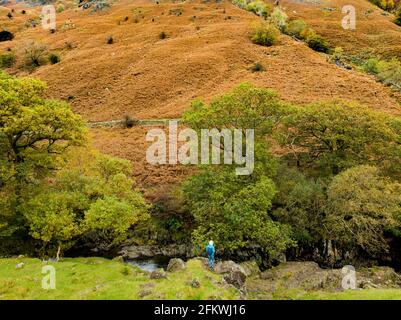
[206,244,215,257]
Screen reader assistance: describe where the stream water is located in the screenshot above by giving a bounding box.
[126,255,170,272]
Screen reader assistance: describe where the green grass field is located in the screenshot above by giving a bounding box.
[0,257,238,300]
[1,257,400,300]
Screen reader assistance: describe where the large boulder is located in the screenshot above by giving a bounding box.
[239,260,260,277]
[215,260,246,275]
[167,258,186,272]
[150,268,167,279]
[223,270,247,289]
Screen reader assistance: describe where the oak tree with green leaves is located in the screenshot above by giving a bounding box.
[182,84,295,257]
[0,72,149,257]
[325,165,401,257]
[278,100,401,176]
[0,71,86,238]
[21,151,150,258]
[182,167,294,256]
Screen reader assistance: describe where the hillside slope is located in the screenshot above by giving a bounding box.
[1,0,400,186]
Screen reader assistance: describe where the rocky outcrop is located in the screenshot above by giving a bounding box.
[258,261,343,291]
[214,260,248,289]
[119,244,193,259]
[167,258,186,272]
[247,261,401,296]
[215,260,246,275]
[358,266,401,289]
[239,260,260,277]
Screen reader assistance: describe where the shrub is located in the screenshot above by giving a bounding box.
[57,4,65,13]
[232,0,248,9]
[0,30,14,42]
[22,41,48,68]
[246,0,271,19]
[48,53,60,64]
[0,52,16,68]
[159,31,166,39]
[305,33,330,53]
[123,115,136,128]
[285,19,307,38]
[270,7,288,31]
[395,10,401,26]
[364,57,380,74]
[325,165,401,256]
[65,41,76,50]
[107,36,113,44]
[250,62,264,72]
[377,58,401,88]
[250,22,280,46]
[299,27,316,40]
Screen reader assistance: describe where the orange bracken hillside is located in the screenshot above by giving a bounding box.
[1,0,400,188]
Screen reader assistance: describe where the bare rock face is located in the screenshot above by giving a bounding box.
[167,258,186,272]
[223,270,247,289]
[119,244,192,259]
[150,268,167,279]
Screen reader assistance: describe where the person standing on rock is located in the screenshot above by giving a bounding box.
[206,240,215,270]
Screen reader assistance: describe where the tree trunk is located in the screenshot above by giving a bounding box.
[56,245,61,262]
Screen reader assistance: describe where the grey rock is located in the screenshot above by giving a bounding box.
[167,258,186,272]
[215,260,246,274]
[15,262,25,269]
[119,244,192,259]
[223,270,246,289]
[188,278,201,288]
[150,268,167,279]
[240,260,260,277]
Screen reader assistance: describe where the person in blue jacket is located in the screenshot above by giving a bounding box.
[205,240,215,270]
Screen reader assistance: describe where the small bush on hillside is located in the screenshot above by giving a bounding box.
[0,52,16,68]
[270,7,288,31]
[250,62,264,72]
[0,30,14,42]
[246,0,272,19]
[123,115,137,128]
[232,0,248,9]
[250,22,280,46]
[57,4,65,13]
[377,58,401,88]
[107,36,113,44]
[285,19,307,38]
[394,10,401,26]
[364,57,380,74]
[159,31,167,39]
[22,41,48,68]
[65,41,76,50]
[48,53,60,64]
[305,32,330,53]
[368,0,397,11]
